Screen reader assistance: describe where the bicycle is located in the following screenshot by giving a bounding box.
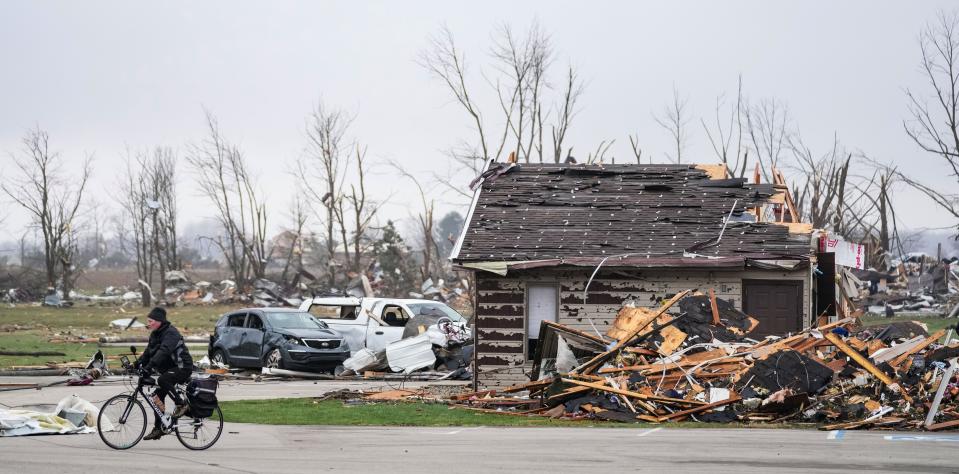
[97,355,224,451]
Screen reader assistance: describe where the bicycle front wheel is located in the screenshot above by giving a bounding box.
[98,394,148,450]
[175,405,224,450]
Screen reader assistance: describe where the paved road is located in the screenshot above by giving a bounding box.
[0,376,467,411]
[2,424,957,473]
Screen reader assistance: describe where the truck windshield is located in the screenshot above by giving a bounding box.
[407,303,466,322]
[266,312,328,329]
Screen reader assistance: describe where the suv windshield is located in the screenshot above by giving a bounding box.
[407,303,465,322]
[265,312,328,330]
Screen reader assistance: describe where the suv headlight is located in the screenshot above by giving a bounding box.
[283,335,305,346]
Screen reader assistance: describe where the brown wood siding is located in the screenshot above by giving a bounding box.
[475,275,530,387]
[472,267,810,388]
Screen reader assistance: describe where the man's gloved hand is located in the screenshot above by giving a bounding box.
[138,366,152,377]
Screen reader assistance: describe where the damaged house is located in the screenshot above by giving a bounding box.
[451,163,817,389]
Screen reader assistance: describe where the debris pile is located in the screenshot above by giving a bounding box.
[452,289,959,430]
[336,315,472,380]
[851,253,959,318]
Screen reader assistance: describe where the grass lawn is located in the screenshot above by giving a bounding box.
[0,331,131,367]
[859,314,958,341]
[0,304,238,368]
[0,304,231,331]
[218,398,813,429]
[220,399,592,427]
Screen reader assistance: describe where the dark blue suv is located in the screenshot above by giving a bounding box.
[209,308,350,373]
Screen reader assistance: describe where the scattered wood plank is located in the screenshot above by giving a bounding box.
[824,332,895,386]
[927,419,959,431]
[561,378,704,407]
[890,330,946,368]
[574,290,690,375]
[501,379,553,394]
[708,289,721,326]
[450,389,497,401]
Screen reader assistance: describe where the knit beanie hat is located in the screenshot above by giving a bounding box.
[147,306,167,323]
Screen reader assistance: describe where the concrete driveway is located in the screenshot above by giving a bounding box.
[0,376,467,411]
[1,424,956,473]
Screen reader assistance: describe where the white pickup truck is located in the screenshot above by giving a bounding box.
[297,297,469,355]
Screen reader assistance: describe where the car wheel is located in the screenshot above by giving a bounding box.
[265,349,284,370]
[211,350,227,368]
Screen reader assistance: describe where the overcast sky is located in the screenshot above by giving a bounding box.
[1,1,957,248]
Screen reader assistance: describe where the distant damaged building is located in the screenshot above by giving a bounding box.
[450,163,817,389]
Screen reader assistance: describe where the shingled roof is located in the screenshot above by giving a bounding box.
[451,163,812,267]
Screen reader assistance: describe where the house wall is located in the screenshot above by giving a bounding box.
[473,266,811,390]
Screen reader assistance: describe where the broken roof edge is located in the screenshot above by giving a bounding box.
[455,255,811,276]
[449,159,495,263]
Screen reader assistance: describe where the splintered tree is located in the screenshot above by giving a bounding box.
[903,10,959,232]
[1,127,91,296]
[787,133,851,230]
[420,22,583,197]
[187,112,270,287]
[117,147,179,306]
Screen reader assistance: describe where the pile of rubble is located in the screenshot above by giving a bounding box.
[452,290,959,430]
[851,253,959,318]
[22,267,472,311]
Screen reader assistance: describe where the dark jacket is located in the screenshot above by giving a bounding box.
[138,322,194,372]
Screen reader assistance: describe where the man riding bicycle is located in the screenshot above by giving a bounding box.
[134,307,194,441]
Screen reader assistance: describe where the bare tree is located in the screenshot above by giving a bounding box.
[299,102,352,287]
[116,147,179,306]
[654,86,689,163]
[1,127,92,295]
[903,10,959,230]
[389,161,438,282]
[628,133,643,164]
[344,145,382,273]
[188,112,270,287]
[279,194,309,286]
[745,98,791,182]
[420,22,584,193]
[702,77,749,176]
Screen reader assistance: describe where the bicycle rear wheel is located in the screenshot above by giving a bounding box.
[98,394,148,450]
[175,405,224,450]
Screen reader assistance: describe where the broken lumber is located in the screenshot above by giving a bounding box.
[824,332,895,386]
[574,290,689,375]
[826,332,913,403]
[708,289,721,326]
[656,395,742,422]
[926,419,959,431]
[890,330,946,368]
[561,378,704,407]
